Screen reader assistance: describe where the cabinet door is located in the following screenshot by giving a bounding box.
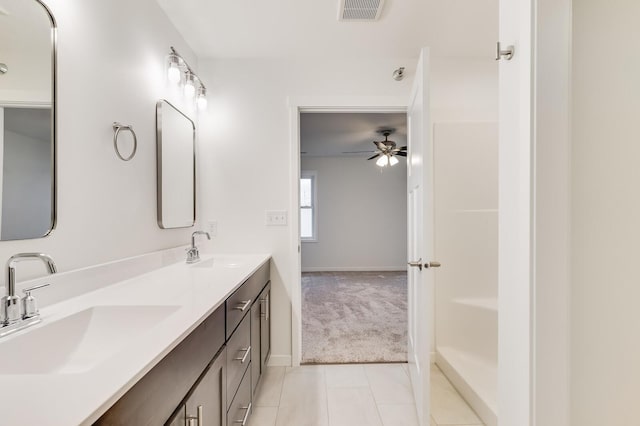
[166,404,185,426]
[260,284,271,372]
[250,299,261,396]
[184,347,227,426]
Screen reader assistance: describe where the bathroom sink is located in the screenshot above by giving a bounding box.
[193,257,245,269]
[0,305,180,375]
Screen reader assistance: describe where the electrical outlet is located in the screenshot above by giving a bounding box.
[265,210,288,226]
[207,220,217,237]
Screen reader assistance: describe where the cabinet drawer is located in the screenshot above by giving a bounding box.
[227,367,252,426]
[226,261,270,338]
[226,314,251,407]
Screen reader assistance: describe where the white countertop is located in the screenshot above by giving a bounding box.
[0,253,271,425]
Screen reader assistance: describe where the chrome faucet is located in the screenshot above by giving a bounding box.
[1,253,57,336]
[186,231,210,264]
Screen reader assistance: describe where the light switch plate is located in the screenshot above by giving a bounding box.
[265,210,288,226]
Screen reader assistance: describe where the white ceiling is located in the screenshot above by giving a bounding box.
[155,0,497,59]
[300,112,406,157]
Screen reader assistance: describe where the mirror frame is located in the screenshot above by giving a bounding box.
[155,99,196,229]
[0,0,57,240]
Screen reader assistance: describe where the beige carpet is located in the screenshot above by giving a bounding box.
[301,271,408,364]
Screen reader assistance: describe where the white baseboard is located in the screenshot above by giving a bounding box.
[267,354,292,367]
[301,266,407,272]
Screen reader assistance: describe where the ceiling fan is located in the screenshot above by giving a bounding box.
[343,130,407,167]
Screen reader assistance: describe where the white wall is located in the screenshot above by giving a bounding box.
[198,55,497,364]
[0,0,200,281]
[571,1,640,424]
[532,0,571,423]
[300,156,406,271]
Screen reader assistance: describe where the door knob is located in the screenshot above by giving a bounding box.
[425,261,441,269]
[408,259,423,271]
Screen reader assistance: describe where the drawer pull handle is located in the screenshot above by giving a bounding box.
[234,346,251,363]
[186,405,202,426]
[186,405,204,426]
[234,402,252,425]
[233,300,251,312]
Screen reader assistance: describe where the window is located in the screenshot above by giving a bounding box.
[300,171,317,241]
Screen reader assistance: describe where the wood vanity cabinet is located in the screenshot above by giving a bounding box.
[95,260,271,426]
[167,347,227,426]
[260,283,271,377]
[225,262,270,424]
[251,282,271,396]
[95,306,226,426]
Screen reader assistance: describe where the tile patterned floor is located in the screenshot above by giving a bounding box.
[249,363,484,426]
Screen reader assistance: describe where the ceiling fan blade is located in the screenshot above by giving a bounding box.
[342,150,376,154]
[399,146,407,151]
[367,153,381,160]
[395,151,407,157]
[374,141,387,151]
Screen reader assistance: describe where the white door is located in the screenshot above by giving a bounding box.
[407,47,436,426]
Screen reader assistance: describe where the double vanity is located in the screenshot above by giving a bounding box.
[0,2,273,424]
[0,250,271,425]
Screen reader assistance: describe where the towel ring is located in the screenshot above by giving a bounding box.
[113,122,137,161]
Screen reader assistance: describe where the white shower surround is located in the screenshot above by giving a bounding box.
[433,122,499,426]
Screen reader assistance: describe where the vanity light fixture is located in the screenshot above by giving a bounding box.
[0,63,7,74]
[166,54,181,83]
[166,46,208,109]
[184,71,196,98]
[196,86,208,109]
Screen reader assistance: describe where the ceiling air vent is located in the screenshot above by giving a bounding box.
[338,0,385,21]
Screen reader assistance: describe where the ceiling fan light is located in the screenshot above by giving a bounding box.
[376,155,389,167]
[389,155,399,166]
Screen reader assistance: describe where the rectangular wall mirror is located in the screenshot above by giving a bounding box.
[0,0,56,240]
[156,99,195,229]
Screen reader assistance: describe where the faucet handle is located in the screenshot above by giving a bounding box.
[22,283,50,295]
[22,283,50,319]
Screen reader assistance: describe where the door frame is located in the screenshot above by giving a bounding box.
[288,96,407,367]
[498,0,572,424]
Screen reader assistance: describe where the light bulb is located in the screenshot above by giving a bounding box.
[389,155,399,166]
[167,55,181,84]
[376,155,389,167]
[197,86,208,109]
[184,72,196,98]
